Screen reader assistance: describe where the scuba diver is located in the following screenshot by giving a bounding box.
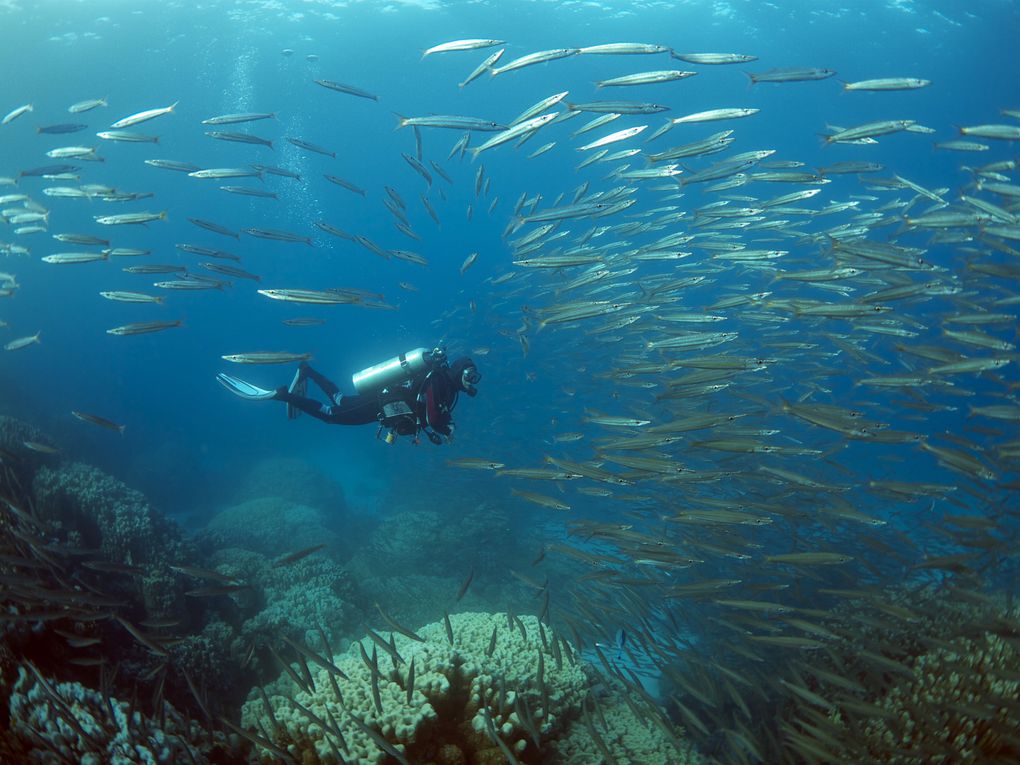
[216,346,480,445]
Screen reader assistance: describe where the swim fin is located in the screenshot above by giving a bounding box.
[286,366,307,419]
[216,373,278,400]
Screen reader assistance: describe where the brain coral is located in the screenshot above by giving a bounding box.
[241,611,590,764]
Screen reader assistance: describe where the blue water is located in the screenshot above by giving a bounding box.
[1,0,1018,582]
[3,1,1020,762]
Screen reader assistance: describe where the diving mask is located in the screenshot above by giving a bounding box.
[462,366,481,395]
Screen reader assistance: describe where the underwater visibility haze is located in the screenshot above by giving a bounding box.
[1,0,1019,763]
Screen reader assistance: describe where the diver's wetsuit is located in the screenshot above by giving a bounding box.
[273,358,474,441]
[275,364,378,425]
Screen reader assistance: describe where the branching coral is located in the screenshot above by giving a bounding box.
[241,611,590,764]
[5,665,231,765]
[852,602,1020,762]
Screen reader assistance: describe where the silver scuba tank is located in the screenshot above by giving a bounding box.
[351,347,438,395]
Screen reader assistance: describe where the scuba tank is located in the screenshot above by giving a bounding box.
[352,346,444,395]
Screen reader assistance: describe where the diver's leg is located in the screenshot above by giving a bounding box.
[302,363,343,404]
[273,388,338,423]
[326,394,380,425]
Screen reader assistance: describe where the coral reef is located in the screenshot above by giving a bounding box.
[4,665,233,765]
[691,583,1020,764]
[548,681,702,765]
[169,620,240,705]
[242,611,592,764]
[363,503,519,580]
[365,509,446,576]
[353,572,465,633]
[32,462,187,571]
[222,550,361,653]
[198,496,344,559]
[846,596,1020,763]
[0,414,57,482]
[29,461,194,628]
[231,457,348,517]
[350,502,542,629]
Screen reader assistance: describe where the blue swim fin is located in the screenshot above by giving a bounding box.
[216,373,277,400]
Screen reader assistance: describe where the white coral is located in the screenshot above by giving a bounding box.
[8,666,217,764]
[242,611,589,764]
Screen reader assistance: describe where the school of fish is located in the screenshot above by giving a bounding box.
[2,29,1019,765]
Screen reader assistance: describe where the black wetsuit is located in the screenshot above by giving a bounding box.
[275,363,463,438]
[276,365,380,425]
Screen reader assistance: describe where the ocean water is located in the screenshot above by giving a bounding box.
[2,0,1019,763]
